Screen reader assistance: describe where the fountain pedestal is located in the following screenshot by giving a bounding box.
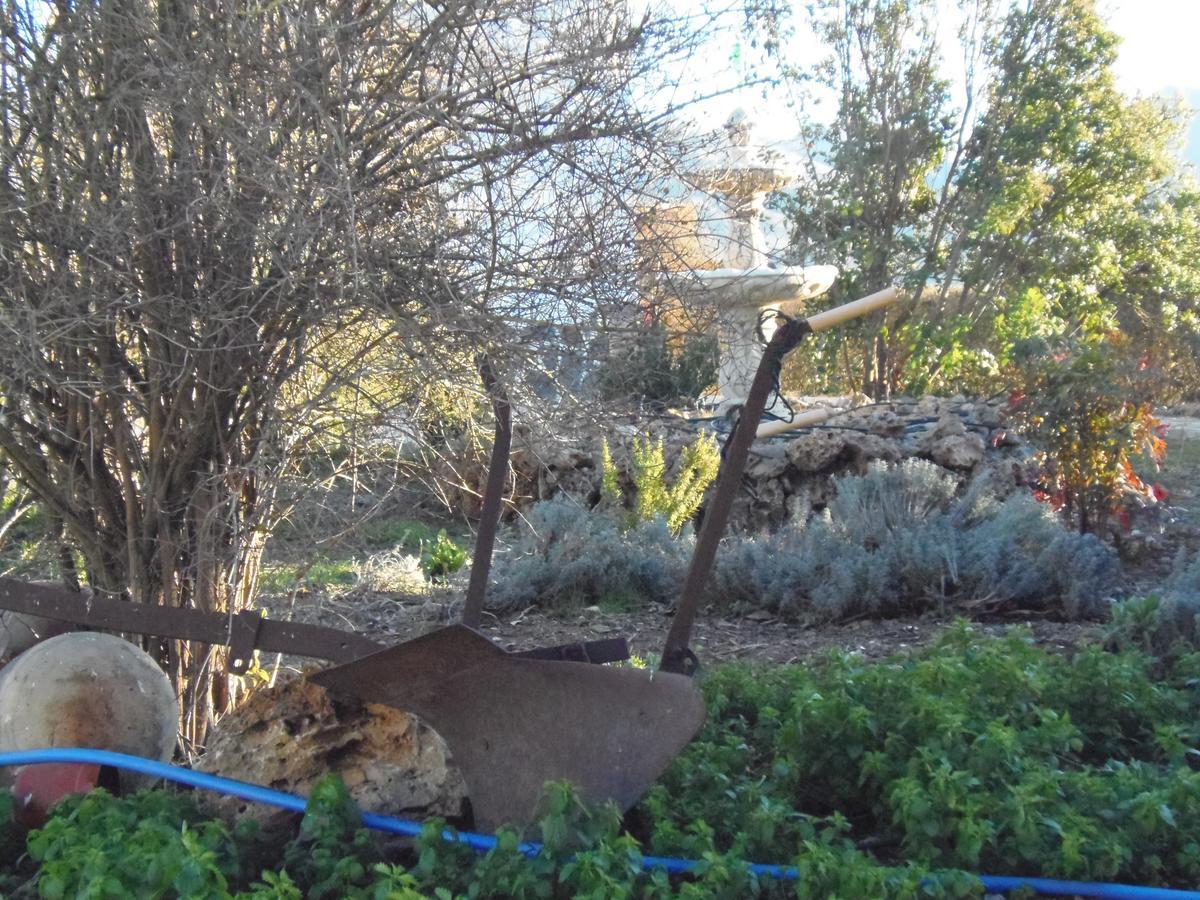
[692,265,837,414]
[679,112,838,413]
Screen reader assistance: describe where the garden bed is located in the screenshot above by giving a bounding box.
[4,627,1200,897]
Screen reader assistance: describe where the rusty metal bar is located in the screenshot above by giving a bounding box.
[659,287,903,674]
[0,577,628,665]
[462,355,512,630]
[659,317,813,674]
[516,636,629,663]
[0,578,382,663]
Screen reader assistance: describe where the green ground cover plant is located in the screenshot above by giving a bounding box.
[5,630,1200,897]
[645,625,1200,888]
[257,521,466,596]
[419,531,468,583]
[361,519,441,552]
[257,558,360,596]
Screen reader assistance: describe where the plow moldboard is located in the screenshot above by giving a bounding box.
[309,625,705,831]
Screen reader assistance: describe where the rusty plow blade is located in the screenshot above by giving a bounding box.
[309,624,705,832]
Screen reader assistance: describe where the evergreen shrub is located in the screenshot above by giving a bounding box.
[601,433,720,534]
[1108,551,1200,659]
[492,460,1117,620]
[708,460,1117,622]
[645,626,1200,888]
[489,496,691,612]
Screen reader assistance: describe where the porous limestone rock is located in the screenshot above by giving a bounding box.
[929,431,987,470]
[916,414,987,470]
[443,395,1018,532]
[197,676,467,835]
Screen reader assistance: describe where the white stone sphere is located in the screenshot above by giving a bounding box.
[0,632,177,764]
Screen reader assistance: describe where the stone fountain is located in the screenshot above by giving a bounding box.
[681,111,838,414]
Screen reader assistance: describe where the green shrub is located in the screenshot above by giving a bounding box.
[489,496,691,612]
[281,774,379,898]
[18,777,426,899]
[708,460,1117,622]
[1006,333,1167,535]
[495,460,1117,620]
[602,433,720,535]
[645,626,1200,887]
[419,530,468,583]
[26,788,251,898]
[1107,551,1200,660]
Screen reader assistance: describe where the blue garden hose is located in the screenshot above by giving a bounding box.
[0,748,1196,899]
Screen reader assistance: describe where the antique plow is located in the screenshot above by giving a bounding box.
[0,288,899,832]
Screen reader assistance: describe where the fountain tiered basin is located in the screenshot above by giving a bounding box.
[681,264,838,415]
[675,111,839,414]
[684,264,838,310]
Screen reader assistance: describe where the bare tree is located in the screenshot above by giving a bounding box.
[0,0,700,745]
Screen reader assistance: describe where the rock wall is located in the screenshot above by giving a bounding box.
[502,395,1024,532]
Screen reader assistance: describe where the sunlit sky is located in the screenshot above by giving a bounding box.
[658,0,1200,167]
[1106,0,1200,165]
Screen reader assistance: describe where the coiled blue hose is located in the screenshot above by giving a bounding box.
[0,748,1197,899]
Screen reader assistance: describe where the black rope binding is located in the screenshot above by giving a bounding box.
[718,312,812,461]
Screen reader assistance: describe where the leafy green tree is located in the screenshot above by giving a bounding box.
[776,0,953,398]
[764,0,1200,400]
[927,0,1200,392]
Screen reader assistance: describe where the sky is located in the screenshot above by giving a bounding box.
[1105,0,1200,166]
[659,0,1200,168]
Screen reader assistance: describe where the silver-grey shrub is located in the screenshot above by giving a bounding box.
[488,496,691,611]
[708,460,1117,622]
[489,460,1118,620]
[1109,552,1200,658]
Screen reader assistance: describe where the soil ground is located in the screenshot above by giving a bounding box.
[262,586,1102,679]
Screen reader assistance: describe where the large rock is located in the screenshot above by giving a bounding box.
[783,429,855,473]
[929,431,986,470]
[442,395,1018,532]
[197,676,467,834]
[917,414,987,470]
[0,611,71,663]
[0,632,177,789]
